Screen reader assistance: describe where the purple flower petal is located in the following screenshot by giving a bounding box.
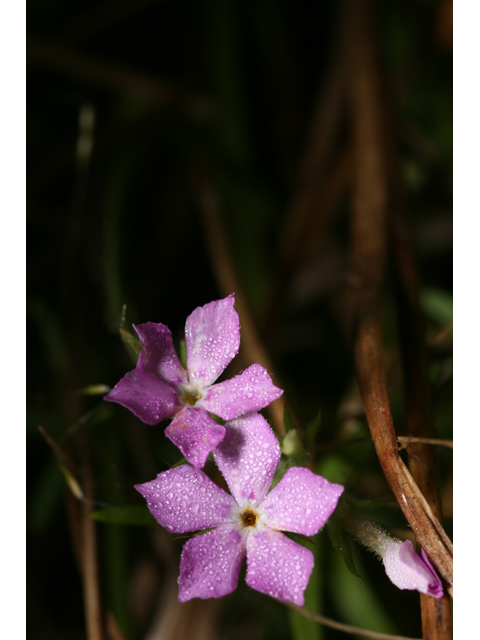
[246,529,314,606]
[384,540,444,598]
[214,413,281,506]
[419,549,444,598]
[134,322,187,387]
[135,465,235,533]
[104,368,180,424]
[261,468,344,537]
[165,407,226,468]
[202,364,284,420]
[185,294,240,387]
[178,526,245,602]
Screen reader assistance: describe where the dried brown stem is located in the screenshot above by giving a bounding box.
[106,614,129,640]
[52,0,161,45]
[397,437,453,451]
[38,425,76,470]
[194,175,285,437]
[386,27,453,640]
[41,425,108,639]
[346,0,452,603]
[264,7,351,334]
[279,10,348,269]
[285,603,421,640]
[81,445,106,640]
[429,322,452,346]
[27,35,175,104]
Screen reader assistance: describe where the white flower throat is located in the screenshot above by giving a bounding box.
[178,383,204,407]
[233,503,267,535]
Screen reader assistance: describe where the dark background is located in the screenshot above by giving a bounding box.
[27,0,452,638]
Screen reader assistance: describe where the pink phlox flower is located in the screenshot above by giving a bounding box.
[383,539,444,598]
[105,294,283,467]
[135,412,344,605]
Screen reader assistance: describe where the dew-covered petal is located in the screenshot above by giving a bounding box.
[246,529,314,606]
[202,364,283,420]
[185,294,240,387]
[261,467,344,536]
[418,549,444,598]
[134,322,187,387]
[135,465,235,533]
[178,526,245,602]
[165,407,226,468]
[214,413,281,506]
[104,368,180,424]
[384,540,444,598]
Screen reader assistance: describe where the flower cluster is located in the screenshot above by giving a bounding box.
[106,294,443,605]
[106,295,344,604]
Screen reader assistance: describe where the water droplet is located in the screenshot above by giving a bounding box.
[190,502,200,514]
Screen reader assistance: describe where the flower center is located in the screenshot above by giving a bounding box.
[180,389,201,406]
[240,507,258,528]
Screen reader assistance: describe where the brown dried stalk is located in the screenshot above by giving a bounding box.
[278,10,348,271]
[346,0,452,605]
[40,426,127,640]
[389,135,453,636]
[286,603,421,640]
[264,6,351,335]
[27,35,175,104]
[52,0,160,45]
[80,447,106,640]
[397,437,453,451]
[381,2,453,635]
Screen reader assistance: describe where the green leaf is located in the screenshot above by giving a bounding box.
[90,505,158,527]
[77,384,111,396]
[281,429,303,457]
[27,297,69,377]
[420,287,453,326]
[171,456,189,468]
[283,405,295,432]
[327,509,362,580]
[330,545,396,635]
[59,465,84,500]
[346,496,396,511]
[305,410,321,448]
[337,529,362,580]
[208,412,227,426]
[29,460,64,533]
[288,533,323,640]
[119,328,141,356]
[316,454,353,486]
[179,338,187,368]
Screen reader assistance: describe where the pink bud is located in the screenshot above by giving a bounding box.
[384,540,444,598]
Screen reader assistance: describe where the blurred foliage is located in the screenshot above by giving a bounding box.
[27,0,452,638]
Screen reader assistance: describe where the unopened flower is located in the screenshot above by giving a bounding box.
[105,294,282,467]
[384,540,443,598]
[343,510,444,598]
[135,412,344,605]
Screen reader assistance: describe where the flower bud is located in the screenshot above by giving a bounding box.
[383,540,443,598]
